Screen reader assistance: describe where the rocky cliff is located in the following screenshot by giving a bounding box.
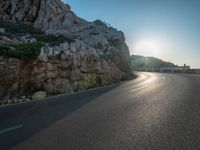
[0,0,86,33]
[0,0,133,104]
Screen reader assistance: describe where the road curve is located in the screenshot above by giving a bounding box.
[0,72,200,150]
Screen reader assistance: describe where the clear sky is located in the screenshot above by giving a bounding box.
[64,0,200,68]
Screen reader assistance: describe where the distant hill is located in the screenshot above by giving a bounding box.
[130,55,176,70]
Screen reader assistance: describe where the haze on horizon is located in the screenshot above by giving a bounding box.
[64,0,200,68]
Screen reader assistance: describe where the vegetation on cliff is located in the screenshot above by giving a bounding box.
[0,19,43,34]
[34,34,74,46]
[0,42,43,59]
[0,19,75,59]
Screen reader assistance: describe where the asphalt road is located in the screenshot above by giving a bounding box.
[0,72,200,150]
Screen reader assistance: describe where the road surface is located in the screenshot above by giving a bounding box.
[0,72,200,150]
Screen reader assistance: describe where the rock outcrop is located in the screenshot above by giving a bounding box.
[0,0,86,33]
[0,0,134,104]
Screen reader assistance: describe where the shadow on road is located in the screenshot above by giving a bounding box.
[0,84,119,150]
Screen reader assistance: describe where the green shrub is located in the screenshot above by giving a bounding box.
[0,45,12,56]
[0,19,43,34]
[0,42,43,59]
[34,34,75,46]
[96,76,102,85]
[79,80,89,91]
[89,31,99,35]
[63,84,73,93]
[12,42,43,59]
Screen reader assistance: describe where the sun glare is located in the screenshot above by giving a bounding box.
[135,39,162,57]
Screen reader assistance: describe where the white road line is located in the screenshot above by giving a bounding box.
[130,86,146,92]
[0,124,23,135]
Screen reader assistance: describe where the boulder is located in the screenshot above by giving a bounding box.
[47,63,56,71]
[47,71,58,79]
[29,38,37,43]
[32,91,47,100]
[0,28,5,33]
[60,42,69,50]
[38,48,48,62]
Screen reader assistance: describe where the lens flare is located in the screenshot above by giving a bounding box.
[135,39,162,57]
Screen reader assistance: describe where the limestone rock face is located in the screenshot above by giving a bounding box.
[0,0,86,33]
[0,0,134,103]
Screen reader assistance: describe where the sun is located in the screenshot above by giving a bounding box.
[135,39,162,57]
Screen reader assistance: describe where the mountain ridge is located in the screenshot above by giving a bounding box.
[130,55,176,70]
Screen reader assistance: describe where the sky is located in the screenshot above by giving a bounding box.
[64,0,200,68]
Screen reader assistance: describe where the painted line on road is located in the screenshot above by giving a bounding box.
[130,86,146,92]
[0,124,23,135]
